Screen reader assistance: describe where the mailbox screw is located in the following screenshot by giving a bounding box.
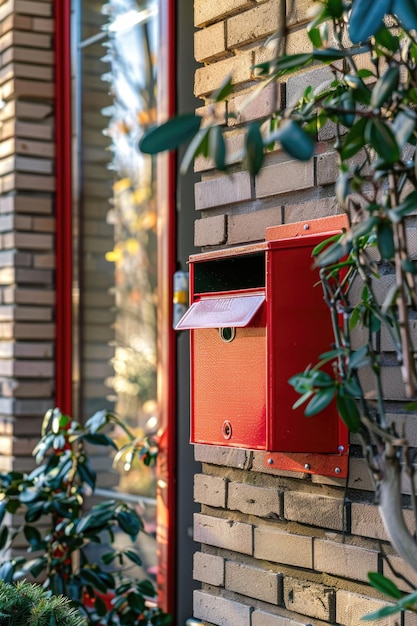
[267,458,274,465]
[303,224,309,230]
[338,445,344,453]
[335,467,341,474]
[304,463,311,470]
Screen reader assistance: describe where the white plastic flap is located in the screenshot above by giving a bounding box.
[175,294,265,330]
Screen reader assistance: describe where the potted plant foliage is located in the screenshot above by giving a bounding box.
[0,408,170,626]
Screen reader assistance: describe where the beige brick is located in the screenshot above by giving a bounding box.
[227,3,280,48]
[193,551,224,586]
[383,554,417,593]
[194,513,253,554]
[14,232,53,250]
[254,527,312,568]
[14,322,54,340]
[15,268,52,284]
[195,215,226,247]
[286,0,312,26]
[336,590,397,626]
[284,196,341,223]
[195,171,252,210]
[195,0,255,27]
[228,207,282,244]
[14,342,53,359]
[13,360,53,377]
[4,288,55,305]
[194,444,252,469]
[256,159,314,198]
[351,502,415,541]
[194,590,251,626]
[195,21,226,62]
[228,482,281,518]
[194,50,253,97]
[15,1,52,16]
[225,561,280,604]
[283,577,334,621]
[194,473,227,508]
[284,491,346,531]
[252,611,304,626]
[14,306,52,321]
[316,151,339,187]
[314,539,378,582]
[228,83,280,126]
[33,17,54,33]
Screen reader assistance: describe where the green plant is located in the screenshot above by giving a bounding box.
[140,0,417,619]
[0,580,85,626]
[0,408,170,626]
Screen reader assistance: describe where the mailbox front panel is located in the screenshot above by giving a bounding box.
[191,302,266,448]
[267,234,346,453]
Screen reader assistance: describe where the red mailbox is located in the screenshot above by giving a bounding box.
[176,216,349,477]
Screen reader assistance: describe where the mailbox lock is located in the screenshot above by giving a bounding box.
[222,420,233,439]
[218,327,236,343]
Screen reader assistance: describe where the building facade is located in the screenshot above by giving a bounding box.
[0,1,416,625]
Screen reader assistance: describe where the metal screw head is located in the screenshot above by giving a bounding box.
[303,223,309,230]
[338,445,344,453]
[335,467,341,474]
[304,463,311,470]
[267,458,274,465]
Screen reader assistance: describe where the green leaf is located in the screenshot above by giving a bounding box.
[208,125,226,171]
[124,549,143,567]
[341,117,367,160]
[316,240,350,267]
[327,0,344,17]
[368,572,403,600]
[80,568,108,594]
[392,0,417,32]
[24,525,42,547]
[389,189,417,222]
[335,171,350,209]
[245,123,264,175]
[308,27,322,48]
[313,47,368,62]
[139,114,202,155]
[349,0,391,44]
[180,126,210,175]
[212,75,233,102]
[374,26,400,53]
[0,526,8,550]
[370,66,399,108]
[349,346,371,369]
[274,121,314,161]
[336,392,361,433]
[365,119,400,163]
[393,110,416,148]
[94,595,107,617]
[83,433,117,449]
[305,387,335,417]
[116,509,141,540]
[377,221,395,259]
[361,603,401,621]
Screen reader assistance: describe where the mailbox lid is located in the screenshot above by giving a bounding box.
[175,293,265,330]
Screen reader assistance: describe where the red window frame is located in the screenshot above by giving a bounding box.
[54,0,177,616]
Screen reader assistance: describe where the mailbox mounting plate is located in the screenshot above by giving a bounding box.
[264,451,348,478]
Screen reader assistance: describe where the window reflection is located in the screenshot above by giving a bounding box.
[103,0,159,496]
[77,0,159,499]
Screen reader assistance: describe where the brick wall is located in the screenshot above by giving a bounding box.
[191,1,417,625]
[0,0,55,471]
